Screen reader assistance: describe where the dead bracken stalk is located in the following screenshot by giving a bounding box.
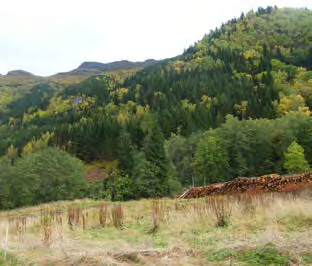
[162,200,171,223]
[236,193,258,214]
[191,202,208,222]
[54,210,63,241]
[67,204,82,231]
[174,201,187,212]
[82,209,88,231]
[99,203,108,227]
[9,216,27,242]
[40,205,53,247]
[149,200,164,234]
[206,195,232,227]
[111,204,123,229]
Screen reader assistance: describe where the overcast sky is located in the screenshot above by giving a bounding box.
[0,0,311,76]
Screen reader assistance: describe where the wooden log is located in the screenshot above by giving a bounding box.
[177,172,312,199]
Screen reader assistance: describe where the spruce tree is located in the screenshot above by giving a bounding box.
[141,116,170,196]
[117,129,135,174]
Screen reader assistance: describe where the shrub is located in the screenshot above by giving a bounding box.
[206,196,232,227]
[103,171,134,201]
[0,147,86,209]
[83,181,105,200]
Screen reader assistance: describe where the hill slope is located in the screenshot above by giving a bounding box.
[124,7,312,134]
[1,7,312,198]
[0,59,158,124]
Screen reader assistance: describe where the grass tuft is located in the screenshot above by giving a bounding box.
[206,195,232,227]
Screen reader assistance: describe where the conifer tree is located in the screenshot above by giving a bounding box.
[141,116,170,196]
[117,129,135,174]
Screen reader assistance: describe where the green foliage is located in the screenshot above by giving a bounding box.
[207,243,290,265]
[1,7,312,202]
[193,135,229,185]
[206,249,236,262]
[116,129,135,174]
[0,147,86,209]
[0,79,50,122]
[82,181,105,200]
[173,114,312,182]
[0,252,19,266]
[303,255,312,265]
[22,132,53,155]
[167,169,183,196]
[237,244,290,265]
[165,133,194,187]
[283,141,310,173]
[141,118,170,195]
[278,213,312,232]
[132,151,164,198]
[103,171,134,201]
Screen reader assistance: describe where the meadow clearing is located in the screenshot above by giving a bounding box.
[0,191,311,265]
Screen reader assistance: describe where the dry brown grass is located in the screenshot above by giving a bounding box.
[40,205,53,247]
[0,192,311,265]
[67,204,82,231]
[8,216,27,242]
[111,204,123,229]
[98,203,108,228]
[206,195,233,227]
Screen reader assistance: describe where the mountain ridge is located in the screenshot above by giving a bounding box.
[57,59,158,76]
[6,70,35,77]
[1,59,159,78]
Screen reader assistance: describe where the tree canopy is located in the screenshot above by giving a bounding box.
[283,141,310,173]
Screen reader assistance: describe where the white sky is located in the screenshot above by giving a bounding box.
[0,0,311,76]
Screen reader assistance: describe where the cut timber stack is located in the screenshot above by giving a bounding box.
[178,172,312,199]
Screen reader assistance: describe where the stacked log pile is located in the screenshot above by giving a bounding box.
[178,172,312,199]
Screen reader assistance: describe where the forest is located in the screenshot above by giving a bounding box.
[1,6,312,209]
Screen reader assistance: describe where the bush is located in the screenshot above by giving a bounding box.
[83,181,105,200]
[0,147,86,209]
[103,171,134,201]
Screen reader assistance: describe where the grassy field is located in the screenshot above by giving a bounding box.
[0,191,311,265]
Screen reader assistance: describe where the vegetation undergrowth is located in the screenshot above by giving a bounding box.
[206,243,290,265]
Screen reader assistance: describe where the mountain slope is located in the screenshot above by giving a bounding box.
[123,7,312,133]
[0,59,158,124]
[2,6,312,148]
[1,7,312,194]
[184,7,312,68]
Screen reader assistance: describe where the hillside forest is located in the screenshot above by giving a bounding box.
[1,6,312,209]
